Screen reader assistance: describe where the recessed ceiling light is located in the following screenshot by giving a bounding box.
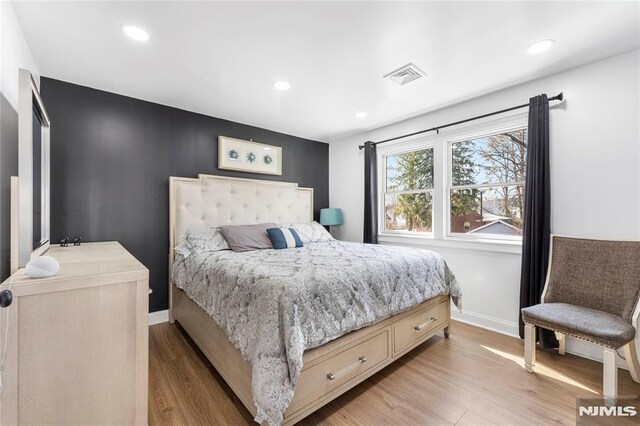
[123,25,149,42]
[274,81,290,91]
[355,112,368,119]
[527,39,555,55]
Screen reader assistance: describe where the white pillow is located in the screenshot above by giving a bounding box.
[285,221,334,243]
[177,227,230,258]
[174,242,193,258]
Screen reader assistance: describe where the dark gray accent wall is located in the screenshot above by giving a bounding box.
[0,94,19,282]
[41,78,329,312]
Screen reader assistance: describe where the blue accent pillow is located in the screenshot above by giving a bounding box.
[267,228,303,249]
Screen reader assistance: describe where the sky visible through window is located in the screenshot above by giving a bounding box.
[452,129,528,186]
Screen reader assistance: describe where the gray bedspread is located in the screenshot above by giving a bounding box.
[172,240,462,425]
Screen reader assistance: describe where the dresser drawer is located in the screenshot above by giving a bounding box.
[288,329,389,414]
[393,299,447,355]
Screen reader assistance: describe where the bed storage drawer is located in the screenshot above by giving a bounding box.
[393,299,447,355]
[288,329,389,414]
[324,329,389,392]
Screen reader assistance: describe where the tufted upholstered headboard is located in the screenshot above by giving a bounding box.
[169,174,313,255]
[168,174,313,308]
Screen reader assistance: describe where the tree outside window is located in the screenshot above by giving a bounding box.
[449,128,527,237]
[384,149,433,233]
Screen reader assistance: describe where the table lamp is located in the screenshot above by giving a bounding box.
[320,208,343,237]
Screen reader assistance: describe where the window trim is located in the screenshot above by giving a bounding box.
[376,110,527,249]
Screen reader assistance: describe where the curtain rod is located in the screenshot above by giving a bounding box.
[358,92,563,150]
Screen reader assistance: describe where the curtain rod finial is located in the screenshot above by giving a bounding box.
[359,141,374,150]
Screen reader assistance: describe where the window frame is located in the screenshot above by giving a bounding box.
[375,111,528,250]
[445,123,528,243]
[380,144,435,236]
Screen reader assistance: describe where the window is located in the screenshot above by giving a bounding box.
[448,128,527,238]
[377,118,527,248]
[383,148,434,233]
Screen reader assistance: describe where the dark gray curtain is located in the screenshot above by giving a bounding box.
[363,141,378,244]
[518,94,557,348]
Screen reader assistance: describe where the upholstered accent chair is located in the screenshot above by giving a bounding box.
[521,235,640,401]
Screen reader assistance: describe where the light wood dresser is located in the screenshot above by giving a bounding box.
[0,242,149,425]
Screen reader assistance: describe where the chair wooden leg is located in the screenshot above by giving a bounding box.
[555,332,566,355]
[623,342,640,383]
[524,324,536,373]
[603,348,618,402]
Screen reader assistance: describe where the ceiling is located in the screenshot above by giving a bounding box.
[13,1,640,142]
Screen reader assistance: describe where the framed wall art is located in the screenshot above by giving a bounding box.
[218,136,282,176]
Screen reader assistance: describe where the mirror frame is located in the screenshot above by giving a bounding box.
[18,68,51,266]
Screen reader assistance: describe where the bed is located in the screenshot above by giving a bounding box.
[168,174,461,425]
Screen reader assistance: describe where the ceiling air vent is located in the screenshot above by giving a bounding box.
[383,63,426,86]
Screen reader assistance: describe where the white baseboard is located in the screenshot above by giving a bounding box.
[451,309,520,338]
[566,338,629,370]
[148,309,169,326]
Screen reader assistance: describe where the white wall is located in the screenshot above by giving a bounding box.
[1,1,40,107]
[0,1,40,280]
[330,49,640,362]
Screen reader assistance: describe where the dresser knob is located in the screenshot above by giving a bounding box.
[326,373,336,380]
[359,356,367,363]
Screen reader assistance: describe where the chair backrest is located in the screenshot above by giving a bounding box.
[543,236,640,323]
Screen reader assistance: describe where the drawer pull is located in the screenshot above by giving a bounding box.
[414,317,437,331]
[326,355,370,381]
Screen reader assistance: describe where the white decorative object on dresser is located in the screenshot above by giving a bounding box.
[0,242,149,426]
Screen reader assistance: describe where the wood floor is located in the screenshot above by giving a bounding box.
[149,321,640,425]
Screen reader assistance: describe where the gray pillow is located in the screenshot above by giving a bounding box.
[220,223,276,252]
